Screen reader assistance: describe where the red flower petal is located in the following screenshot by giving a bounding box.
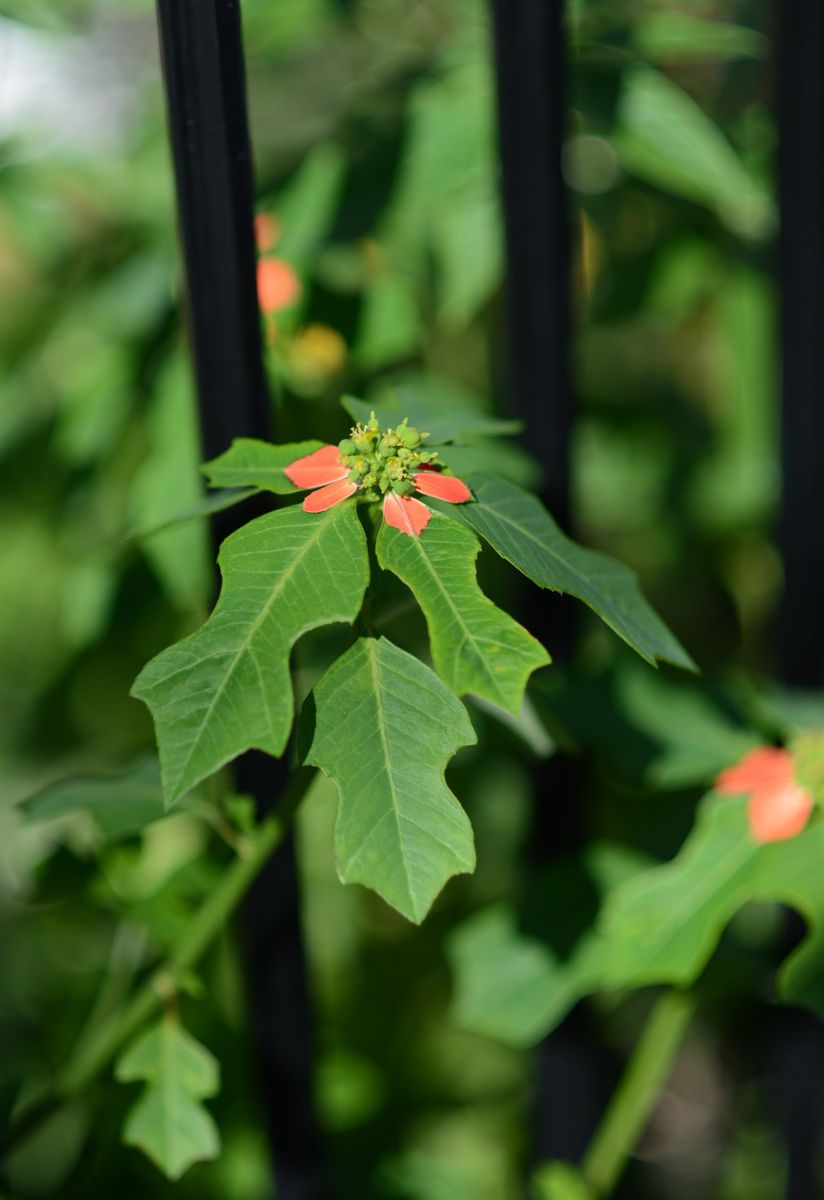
[716,747,793,796]
[748,783,813,843]
[383,492,432,537]
[302,478,357,513]
[413,472,472,504]
[257,257,301,313]
[285,445,349,490]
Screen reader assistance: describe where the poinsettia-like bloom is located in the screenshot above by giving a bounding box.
[257,257,301,313]
[284,413,472,535]
[715,746,813,843]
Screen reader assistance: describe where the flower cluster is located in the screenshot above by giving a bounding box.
[284,413,471,536]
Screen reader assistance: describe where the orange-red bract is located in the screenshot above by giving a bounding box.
[716,746,813,843]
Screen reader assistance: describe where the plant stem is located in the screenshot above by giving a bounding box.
[5,768,314,1153]
[582,989,695,1197]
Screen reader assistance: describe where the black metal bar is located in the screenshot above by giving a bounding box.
[490,0,572,537]
[778,2,824,688]
[154,4,328,1196]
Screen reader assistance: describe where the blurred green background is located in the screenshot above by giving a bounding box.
[0,1,791,1197]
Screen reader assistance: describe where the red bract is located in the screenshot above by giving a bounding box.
[285,445,356,512]
[383,492,432,535]
[715,746,813,844]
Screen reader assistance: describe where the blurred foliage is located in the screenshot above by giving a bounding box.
[1,0,813,1197]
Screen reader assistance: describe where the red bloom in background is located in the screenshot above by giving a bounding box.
[716,746,813,843]
[257,258,301,314]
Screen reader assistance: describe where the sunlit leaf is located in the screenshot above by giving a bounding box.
[377,512,549,713]
[116,1015,220,1180]
[132,503,368,805]
[533,1161,595,1200]
[448,475,694,671]
[302,636,476,923]
[635,13,767,62]
[201,438,324,493]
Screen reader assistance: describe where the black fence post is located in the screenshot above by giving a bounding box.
[154,3,328,1196]
[489,0,608,1182]
[773,8,824,1200]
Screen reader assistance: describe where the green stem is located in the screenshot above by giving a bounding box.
[582,989,695,1197]
[5,768,314,1153]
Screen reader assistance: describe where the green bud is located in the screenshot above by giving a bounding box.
[338,438,355,456]
[398,447,412,460]
[378,442,394,459]
[394,479,413,495]
[367,412,380,432]
[363,472,377,488]
[399,426,420,448]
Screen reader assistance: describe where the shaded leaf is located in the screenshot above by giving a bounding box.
[635,13,767,62]
[615,67,774,238]
[116,1015,219,1180]
[303,636,476,923]
[342,388,520,446]
[132,503,368,805]
[377,512,549,713]
[127,488,258,542]
[450,475,694,671]
[448,844,648,1046]
[201,438,324,493]
[533,1161,595,1200]
[18,758,168,838]
[601,795,824,1019]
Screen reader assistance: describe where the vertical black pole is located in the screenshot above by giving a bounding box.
[774,8,824,1200]
[154,4,327,1197]
[490,0,572,536]
[490,0,606,1180]
[778,4,824,688]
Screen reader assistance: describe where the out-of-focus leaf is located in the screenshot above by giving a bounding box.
[129,353,210,612]
[533,1161,595,1200]
[18,758,168,838]
[201,438,324,492]
[132,503,368,805]
[444,440,544,492]
[128,489,258,541]
[303,636,476,923]
[635,13,767,62]
[533,662,758,790]
[274,142,345,268]
[433,189,502,328]
[449,844,650,1046]
[615,67,774,238]
[602,794,824,1019]
[342,387,520,446]
[377,512,549,714]
[450,475,695,671]
[116,1015,220,1180]
[355,272,423,370]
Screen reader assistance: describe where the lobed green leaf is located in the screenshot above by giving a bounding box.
[201,437,324,493]
[116,1015,220,1180]
[132,503,368,805]
[302,636,477,923]
[449,475,695,671]
[377,512,549,713]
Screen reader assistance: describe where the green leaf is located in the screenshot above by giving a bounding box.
[634,13,767,62]
[533,1161,595,1200]
[127,489,258,542]
[601,795,824,1018]
[450,475,694,671]
[448,844,648,1046]
[615,67,774,239]
[18,758,168,838]
[132,503,368,805]
[116,1015,220,1180]
[201,438,324,493]
[377,512,549,713]
[342,386,520,446]
[302,636,477,923]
